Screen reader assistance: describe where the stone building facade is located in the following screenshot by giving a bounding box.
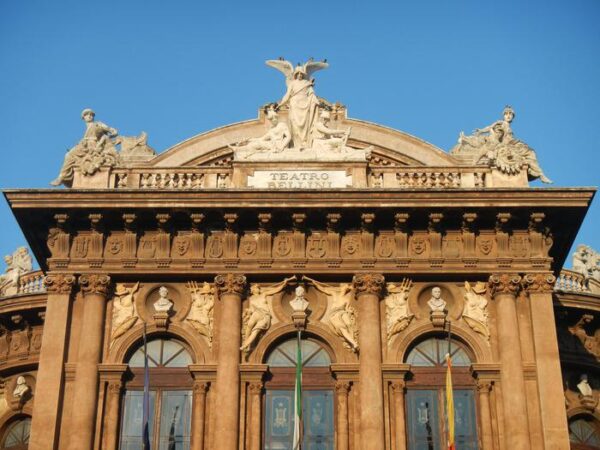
[0,61,598,449]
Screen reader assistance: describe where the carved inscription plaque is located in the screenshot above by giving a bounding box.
[247,171,352,189]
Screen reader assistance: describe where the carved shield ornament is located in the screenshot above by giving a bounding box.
[73,237,90,258]
[307,235,327,258]
[207,236,224,258]
[274,235,292,257]
[376,236,394,258]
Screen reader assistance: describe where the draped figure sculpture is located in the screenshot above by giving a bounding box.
[51,109,119,187]
[229,105,291,158]
[241,276,296,354]
[385,279,414,342]
[0,247,32,297]
[451,106,552,183]
[303,276,359,352]
[266,58,329,149]
[186,281,216,346]
[111,282,140,340]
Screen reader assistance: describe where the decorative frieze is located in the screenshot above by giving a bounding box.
[522,273,556,293]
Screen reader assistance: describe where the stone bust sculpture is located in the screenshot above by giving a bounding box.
[427,287,446,312]
[13,376,30,399]
[153,286,174,313]
[290,285,310,312]
[577,374,594,397]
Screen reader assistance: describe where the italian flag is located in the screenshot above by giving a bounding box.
[446,352,455,450]
[293,330,303,450]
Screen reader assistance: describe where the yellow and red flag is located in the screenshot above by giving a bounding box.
[445,352,455,450]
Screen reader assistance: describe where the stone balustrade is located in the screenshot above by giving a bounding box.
[111,168,231,189]
[17,270,46,295]
[369,167,490,189]
[555,269,590,293]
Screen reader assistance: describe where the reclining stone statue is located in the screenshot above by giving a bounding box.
[229,105,291,157]
[451,106,552,183]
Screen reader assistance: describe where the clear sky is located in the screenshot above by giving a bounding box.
[1,0,598,270]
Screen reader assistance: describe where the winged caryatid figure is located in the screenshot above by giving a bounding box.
[266,58,329,149]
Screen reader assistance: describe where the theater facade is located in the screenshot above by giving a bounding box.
[0,60,598,450]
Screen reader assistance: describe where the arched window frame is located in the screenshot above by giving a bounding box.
[569,414,600,449]
[119,335,195,450]
[0,415,31,450]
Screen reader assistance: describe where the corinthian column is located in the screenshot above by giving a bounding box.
[29,274,75,450]
[68,274,111,450]
[213,274,247,450]
[352,273,385,449]
[523,273,570,448]
[488,274,530,449]
[191,382,209,450]
[335,381,350,450]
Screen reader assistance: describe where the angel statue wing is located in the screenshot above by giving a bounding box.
[266,59,295,82]
[303,60,329,78]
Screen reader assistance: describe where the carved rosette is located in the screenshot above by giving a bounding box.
[488,274,521,298]
[352,273,385,297]
[44,274,76,294]
[522,273,556,294]
[79,274,111,297]
[214,274,247,297]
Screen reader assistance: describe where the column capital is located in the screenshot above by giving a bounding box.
[248,381,263,395]
[107,380,122,395]
[193,381,209,394]
[79,274,111,297]
[335,381,351,394]
[352,273,385,297]
[522,273,556,294]
[476,380,493,394]
[44,273,76,294]
[488,273,521,297]
[214,274,247,296]
[390,380,406,393]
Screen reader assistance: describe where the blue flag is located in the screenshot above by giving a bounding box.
[142,323,151,450]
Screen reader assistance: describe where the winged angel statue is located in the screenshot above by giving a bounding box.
[266,58,329,149]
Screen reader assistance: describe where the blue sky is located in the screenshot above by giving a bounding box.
[1,0,598,269]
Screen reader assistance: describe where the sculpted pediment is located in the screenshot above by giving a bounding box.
[149,106,456,169]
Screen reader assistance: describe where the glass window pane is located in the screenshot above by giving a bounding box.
[570,416,600,445]
[128,339,192,368]
[120,390,156,449]
[267,339,331,368]
[2,417,31,447]
[406,338,472,367]
[161,341,183,365]
[158,391,192,450]
[303,390,334,449]
[264,390,294,449]
[405,390,441,450]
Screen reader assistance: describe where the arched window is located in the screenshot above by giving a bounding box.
[570,415,600,449]
[264,337,334,450]
[119,337,193,450]
[404,336,479,450]
[1,417,31,450]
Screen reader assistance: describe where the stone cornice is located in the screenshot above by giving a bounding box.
[78,274,111,297]
[352,273,385,297]
[44,274,76,295]
[215,274,247,297]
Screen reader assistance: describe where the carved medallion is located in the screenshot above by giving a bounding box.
[207,236,224,258]
[106,236,123,255]
[307,235,327,258]
[478,237,493,255]
[375,235,394,258]
[173,235,191,256]
[240,235,258,256]
[411,237,427,255]
[342,236,359,255]
[274,234,292,257]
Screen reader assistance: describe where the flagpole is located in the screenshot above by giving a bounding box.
[293,329,303,450]
[445,320,455,450]
[142,323,151,450]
